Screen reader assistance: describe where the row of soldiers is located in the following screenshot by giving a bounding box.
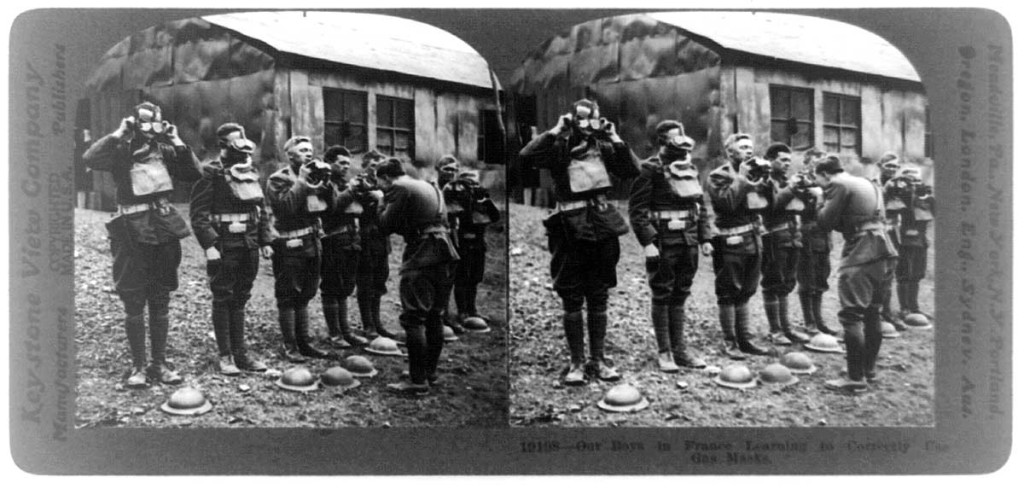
[520,99,933,391]
[83,102,499,395]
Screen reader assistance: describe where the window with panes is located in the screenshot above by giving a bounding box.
[822,92,861,156]
[376,96,414,159]
[323,89,368,153]
[769,86,814,150]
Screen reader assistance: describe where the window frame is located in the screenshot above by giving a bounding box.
[768,85,815,151]
[822,92,862,156]
[375,95,415,159]
[323,88,369,154]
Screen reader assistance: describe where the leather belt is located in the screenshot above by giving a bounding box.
[118,198,169,216]
[418,225,448,235]
[717,223,755,236]
[212,213,250,222]
[766,223,792,234]
[557,195,607,212]
[324,224,357,236]
[854,221,886,236]
[279,226,316,238]
[652,209,691,220]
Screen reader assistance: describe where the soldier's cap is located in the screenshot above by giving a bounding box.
[878,151,899,165]
[899,167,921,179]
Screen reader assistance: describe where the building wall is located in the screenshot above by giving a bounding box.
[280,68,495,167]
[719,63,928,167]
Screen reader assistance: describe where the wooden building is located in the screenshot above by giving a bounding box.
[79,11,504,210]
[509,11,930,203]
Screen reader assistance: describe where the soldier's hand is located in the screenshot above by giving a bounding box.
[810,187,823,198]
[113,116,134,140]
[604,119,623,143]
[369,189,384,202]
[550,113,572,136]
[205,247,222,262]
[643,243,660,259]
[701,242,714,256]
[260,245,273,259]
[164,122,184,146]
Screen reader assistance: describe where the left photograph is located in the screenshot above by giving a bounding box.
[73,11,508,428]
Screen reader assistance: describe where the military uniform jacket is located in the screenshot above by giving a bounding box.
[705,160,772,229]
[443,184,501,247]
[265,164,336,235]
[82,133,202,244]
[189,160,272,250]
[520,131,639,242]
[320,179,361,250]
[380,176,459,270]
[628,156,712,247]
[899,194,934,248]
[817,173,897,268]
[794,187,830,253]
[357,192,391,255]
[762,174,802,248]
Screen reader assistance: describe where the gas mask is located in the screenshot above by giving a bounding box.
[223,138,263,202]
[439,161,459,186]
[134,106,167,139]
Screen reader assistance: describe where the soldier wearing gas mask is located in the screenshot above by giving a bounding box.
[82,101,202,388]
[759,143,812,346]
[706,133,774,359]
[354,149,396,341]
[793,149,839,337]
[190,123,273,376]
[876,153,909,331]
[318,145,370,349]
[435,155,466,335]
[440,157,501,330]
[519,98,639,385]
[266,136,338,362]
[887,166,934,324]
[628,121,712,372]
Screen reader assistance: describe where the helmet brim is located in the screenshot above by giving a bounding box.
[597,397,650,413]
[160,400,213,416]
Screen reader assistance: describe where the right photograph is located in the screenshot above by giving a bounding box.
[507,11,935,427]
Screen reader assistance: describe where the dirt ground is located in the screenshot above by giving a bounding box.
[508,202,935,427]
[74,204,508,428]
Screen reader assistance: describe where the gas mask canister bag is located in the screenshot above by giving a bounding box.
[666,160,703,199]
[129,149,174,197]
[226,160,264,202]
[567,142,612,193]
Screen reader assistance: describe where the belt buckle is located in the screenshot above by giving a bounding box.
[227,221,246,233]
[667,218,687,231]
[286,238,303,249]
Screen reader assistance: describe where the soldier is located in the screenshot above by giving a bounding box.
[794,149,839,337]
[760,143,811,346]
[813,156,898,391]
[875,152,909,331]
[441,158,501,330]
[319,145,370,349]
[376,158,460,394]
[354,150,397,341]
[889,166,934,323]
[82,101,201,387]
[189,123,272,375]
[628,121,712,372]
[519,98,639,385]
[705,133,773,359]
[435,155,466,335]
[265,136,337,362]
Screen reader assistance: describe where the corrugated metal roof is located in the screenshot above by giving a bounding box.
[202,11,497,89]
[648,11,921,82]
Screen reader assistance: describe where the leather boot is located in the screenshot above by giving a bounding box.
[338,296,368,346]
[799,293,816,336]
[295,306,332,359]
[908,281,922,314]
[356,292,378,340]
[230,307,266,372]
[466,284,480,317]
[124,312,149,388]
[763,295,790,345]
[842,319,866,382]
[863,307,883,382]
[736,303,771,356]
[277,307,306,363]
[587,310,620,381]
[424,312,445,379]
[812,293,842,336]
[148,305,183,385]
[563,310,586,385]
[212,303,238,375]
[896,282,911,317]
[778,295,809,343]
[651,304,677,372]
[718,304,745,360]
[669,303,705,369]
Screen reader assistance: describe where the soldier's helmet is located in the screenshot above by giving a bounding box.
[366,337,405,356]
[160,387,213,416]
[597,384,650,413]
[780,352,817,374]
[759,363,799,386]
[714,364,757,389]
[276,367,319,392]
[343,355,379,378]
[805,333,844,354]
[321,366,360,389]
